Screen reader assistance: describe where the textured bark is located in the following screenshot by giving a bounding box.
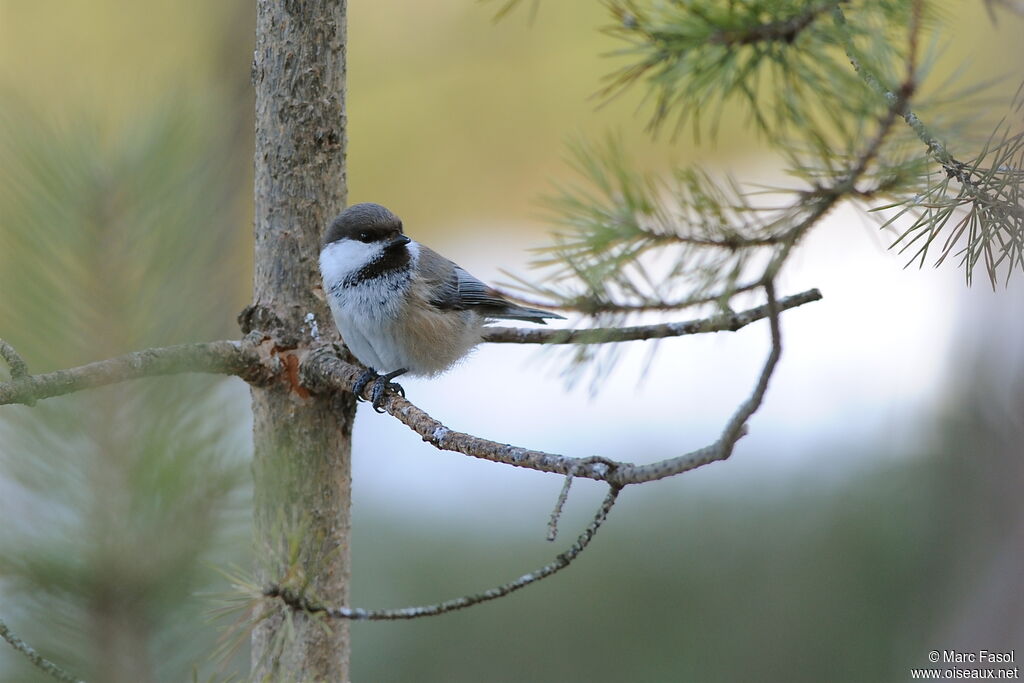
[250,1,352,680]
[0,340,266,406]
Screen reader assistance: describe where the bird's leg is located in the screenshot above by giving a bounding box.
[352,367,379,401]
[371,368,408,413]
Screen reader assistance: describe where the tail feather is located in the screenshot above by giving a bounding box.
[488,303,565,324]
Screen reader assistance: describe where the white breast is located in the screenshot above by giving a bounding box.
[318,240,419,372]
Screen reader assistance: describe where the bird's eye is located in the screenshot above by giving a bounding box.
[358,232,371,243]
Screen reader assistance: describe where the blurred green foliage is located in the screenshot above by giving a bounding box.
[0,1,1021,681]
[0,96,254,681]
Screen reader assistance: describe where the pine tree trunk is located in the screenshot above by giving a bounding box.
[250,1,351,680]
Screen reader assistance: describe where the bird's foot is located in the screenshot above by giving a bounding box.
[353,368,379,401]
[353,367,408,412]
[370,368,407,413]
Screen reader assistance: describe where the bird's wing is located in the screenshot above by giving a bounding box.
[451,266,517,309]
[418,246,510,311]
[419,245,562,322]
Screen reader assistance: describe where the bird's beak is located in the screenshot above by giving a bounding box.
[387,235,411,248]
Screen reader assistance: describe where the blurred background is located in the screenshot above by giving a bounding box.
[0,1,1022,681]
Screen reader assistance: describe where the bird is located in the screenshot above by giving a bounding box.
[319,203,563,411]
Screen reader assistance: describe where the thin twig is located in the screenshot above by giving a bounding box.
[761,14,922,284]
[264,484,621,620]
[614,280,781,483]
[0,339,33,406]
[833,3,964,182]
[547,467,576,541]
[483,288,821,344]
[494,280,764,314]
[0,340,270,407]
[0,339,29,379]
[0,617,84,683]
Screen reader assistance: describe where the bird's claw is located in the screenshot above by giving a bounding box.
[353,368,378,401]
[353,367,408,412]
[370,377,405,413]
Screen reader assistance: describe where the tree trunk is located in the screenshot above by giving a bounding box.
[250,1,352,680]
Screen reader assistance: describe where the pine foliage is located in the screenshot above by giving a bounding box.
[494,0,1023,322]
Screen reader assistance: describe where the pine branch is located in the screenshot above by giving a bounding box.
[482,288,819,343]
[301,281,791,486]
[265,280,784,621]
[617,280,781,483]
[834,3,1024,286]
[546,466,578,541]
[0,339,30,380]
[0,288,822,409]
[302,346,622,480]
[497,279,766,315]
[0,339,269,407]
[756,6,924,285]
[601,0,903,139]
[707,0,846,46]
[263,484,621,620]
[520,69,915,319]
[0,617,84,683]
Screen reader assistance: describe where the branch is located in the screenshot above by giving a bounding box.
[547,467,576,541]
[301,285,805,486]
[493,279,765,315]
[0,617,84,683]
[615,280,782,483]
[482,288,820,344]
[1,289,811,486]
[301,345,622,480]
[759,15,923,284]
[832,3,1024,285]
[277,286,782,621]
[833,3,966,182]
[0,339,33,406]
[264,484,621,620]
[0,340,269,407]
[0,340,30,380]
[708,0,845,46]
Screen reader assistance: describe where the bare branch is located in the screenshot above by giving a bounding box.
[483,288,821,344]
[264,484,621,620]
[300,282,796,486]
[616,280,781,483]
[1,291,813,493]
[0,339,30,380]
[281,287,785,620]
[0,340,270,407]
[0,617,84,683]
[494,280,766,315]
[547,466,577,542]
[301,345,624,481]
[0,339,33,406]
[1,292,809,487]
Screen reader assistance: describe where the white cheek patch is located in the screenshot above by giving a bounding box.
[319,240,383,286]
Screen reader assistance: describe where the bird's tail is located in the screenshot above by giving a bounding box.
[490,303,565,324]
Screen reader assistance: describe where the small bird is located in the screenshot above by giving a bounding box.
[319,203,563,411]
